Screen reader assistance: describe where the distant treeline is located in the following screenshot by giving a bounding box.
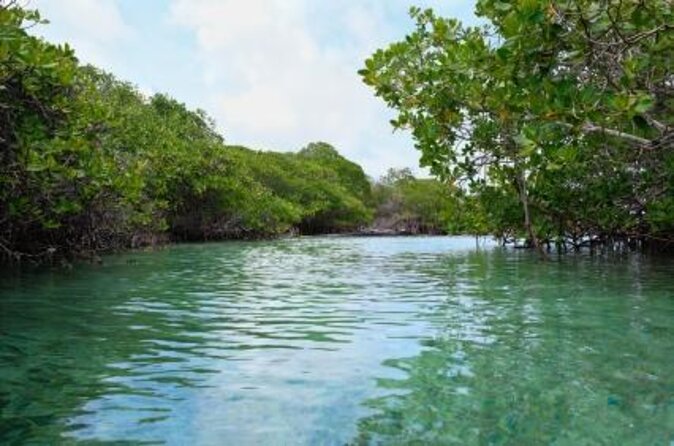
[0,3,461,264]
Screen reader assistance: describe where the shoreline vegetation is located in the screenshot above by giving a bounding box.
[2,1,673,265]
[0,3,460,265]
[359,1,674,259]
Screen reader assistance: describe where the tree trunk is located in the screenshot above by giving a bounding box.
[516,172,547,260]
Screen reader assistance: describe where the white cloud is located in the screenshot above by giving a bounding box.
[170,0,477,176]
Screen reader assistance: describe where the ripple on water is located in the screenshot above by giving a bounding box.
[1,236,673,445]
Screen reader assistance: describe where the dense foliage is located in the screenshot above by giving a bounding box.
[361,0,674,253]
[232,143,373,235]
[0,2,378,263]
[370,168,468,234]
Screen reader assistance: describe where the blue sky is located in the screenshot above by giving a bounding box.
[32,0,478,177]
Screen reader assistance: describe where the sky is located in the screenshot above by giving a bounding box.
[31,0,479,178]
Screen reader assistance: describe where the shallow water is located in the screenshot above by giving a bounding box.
[1,236,673,445]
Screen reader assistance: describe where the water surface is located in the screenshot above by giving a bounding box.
[1,236,673,444]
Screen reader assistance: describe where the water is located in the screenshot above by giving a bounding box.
[1,236,673,445]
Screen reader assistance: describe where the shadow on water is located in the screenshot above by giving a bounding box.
[0,237,673,445]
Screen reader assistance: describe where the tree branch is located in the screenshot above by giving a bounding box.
[580,122,651,146]
[555,121,652,147]
[643,114,668,133]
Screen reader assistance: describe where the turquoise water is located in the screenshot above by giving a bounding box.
[1,236,673,445]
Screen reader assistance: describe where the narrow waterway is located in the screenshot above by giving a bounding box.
[1,236,673,444]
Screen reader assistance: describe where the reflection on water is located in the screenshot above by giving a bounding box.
[1,236,673,445]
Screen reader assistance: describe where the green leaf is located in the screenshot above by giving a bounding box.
[634,95,655,114]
